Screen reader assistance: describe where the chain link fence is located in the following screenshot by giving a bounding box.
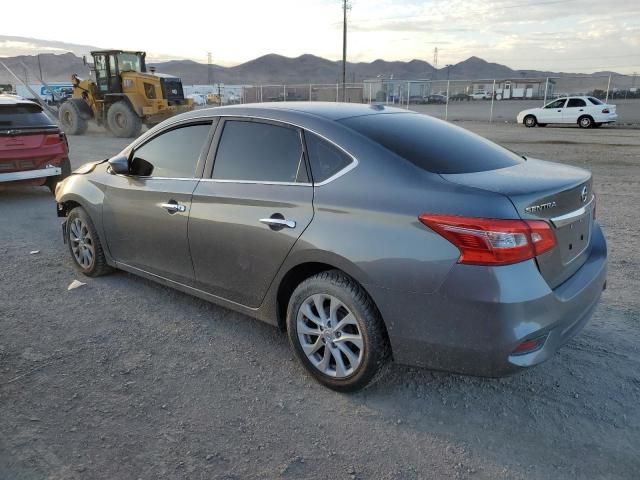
[191,74,639,125]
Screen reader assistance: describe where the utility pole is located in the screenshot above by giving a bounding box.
[207,52,214,85]
[433,47,438,80]
[341,0,350,102]
[37,54,43,82]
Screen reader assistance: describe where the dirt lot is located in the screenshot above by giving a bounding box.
[1,122,639,480]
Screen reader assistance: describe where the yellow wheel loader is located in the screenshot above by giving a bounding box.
[58,50,193,137]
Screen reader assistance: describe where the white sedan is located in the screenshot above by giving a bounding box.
[517,96,617,128]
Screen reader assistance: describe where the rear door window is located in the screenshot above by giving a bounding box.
[340,113,524,174]
[567,98,586,107]
[304,132,352,182]
[212,120,307,183]
[0,104,53,129]
[131,123,212,178]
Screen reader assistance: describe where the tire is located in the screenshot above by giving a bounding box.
[286,270,390,392]
[106,101,142,138]
[578,115,593,129]
[66,207,113,277]
[46,157,71,194]
[58,100,88,135]
[524,115,537,127]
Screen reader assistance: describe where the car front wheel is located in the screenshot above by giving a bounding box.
[286,270,390,392]
[66,207,113,277]
[524,115,537,127]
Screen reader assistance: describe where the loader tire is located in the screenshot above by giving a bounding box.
[58,100,88,135]
[107,101,142,138]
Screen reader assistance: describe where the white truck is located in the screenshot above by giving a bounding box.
[15,83,73,105]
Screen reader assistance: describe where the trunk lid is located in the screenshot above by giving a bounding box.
[440,158,594,288]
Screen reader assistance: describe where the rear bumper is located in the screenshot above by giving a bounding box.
[0,166,61,183]
[595,113,618,123]
[368,222,608,376]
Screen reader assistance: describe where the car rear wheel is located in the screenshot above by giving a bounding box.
[578,115,593,128]
[46,157,71,194]
[286,270,390,392]
[524,115,537,127]
[66,207,112,277]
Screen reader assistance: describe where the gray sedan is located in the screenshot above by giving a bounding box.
[55,103,607,391]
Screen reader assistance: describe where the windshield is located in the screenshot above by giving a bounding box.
[0,104,54,129]
[117,53,143,73]
[588,97,604,105]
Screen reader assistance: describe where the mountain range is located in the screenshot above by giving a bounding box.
[0,37,627,86]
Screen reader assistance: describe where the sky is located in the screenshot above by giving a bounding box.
[1,0,639,73]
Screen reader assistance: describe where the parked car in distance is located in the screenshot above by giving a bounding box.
[470,91,492,100]
[0,95,70,192]
[427,94,448,104]
[408,95,428,104]
[449,93,471,101]
[517,96,617,128]
[55,103,607,391]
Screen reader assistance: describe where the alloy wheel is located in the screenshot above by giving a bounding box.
[69,218,95,269]
[297,294,363,378]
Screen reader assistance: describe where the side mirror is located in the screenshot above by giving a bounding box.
[108,155,130,175]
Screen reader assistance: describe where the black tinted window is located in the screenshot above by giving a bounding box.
[567,98,586,107]
[213,120,305,182]
[305,132,351,182]
[0,104,53,128]
[132,123,211,178]
[588,97,603,105]
[340,113,524,174]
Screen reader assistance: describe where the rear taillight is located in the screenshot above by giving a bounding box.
[418,214,556,266]
[512,335,547,355]
[602,108,610,114]
[44,134,62,145]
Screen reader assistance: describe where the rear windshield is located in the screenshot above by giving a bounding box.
[588,97,604,105]
[0,104,53,128]
[340,113,524,174]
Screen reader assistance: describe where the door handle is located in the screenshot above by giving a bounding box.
[260,217,296,229]
[579,109,584,111]
[161,201,186,213]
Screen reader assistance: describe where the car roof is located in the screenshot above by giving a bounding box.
[178,102,409,122]
[0,94,42,107]
[555,96,599,100]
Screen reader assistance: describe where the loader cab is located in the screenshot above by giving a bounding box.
[90,50,147,97]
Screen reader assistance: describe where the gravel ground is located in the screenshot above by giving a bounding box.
[1,121,639,480]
